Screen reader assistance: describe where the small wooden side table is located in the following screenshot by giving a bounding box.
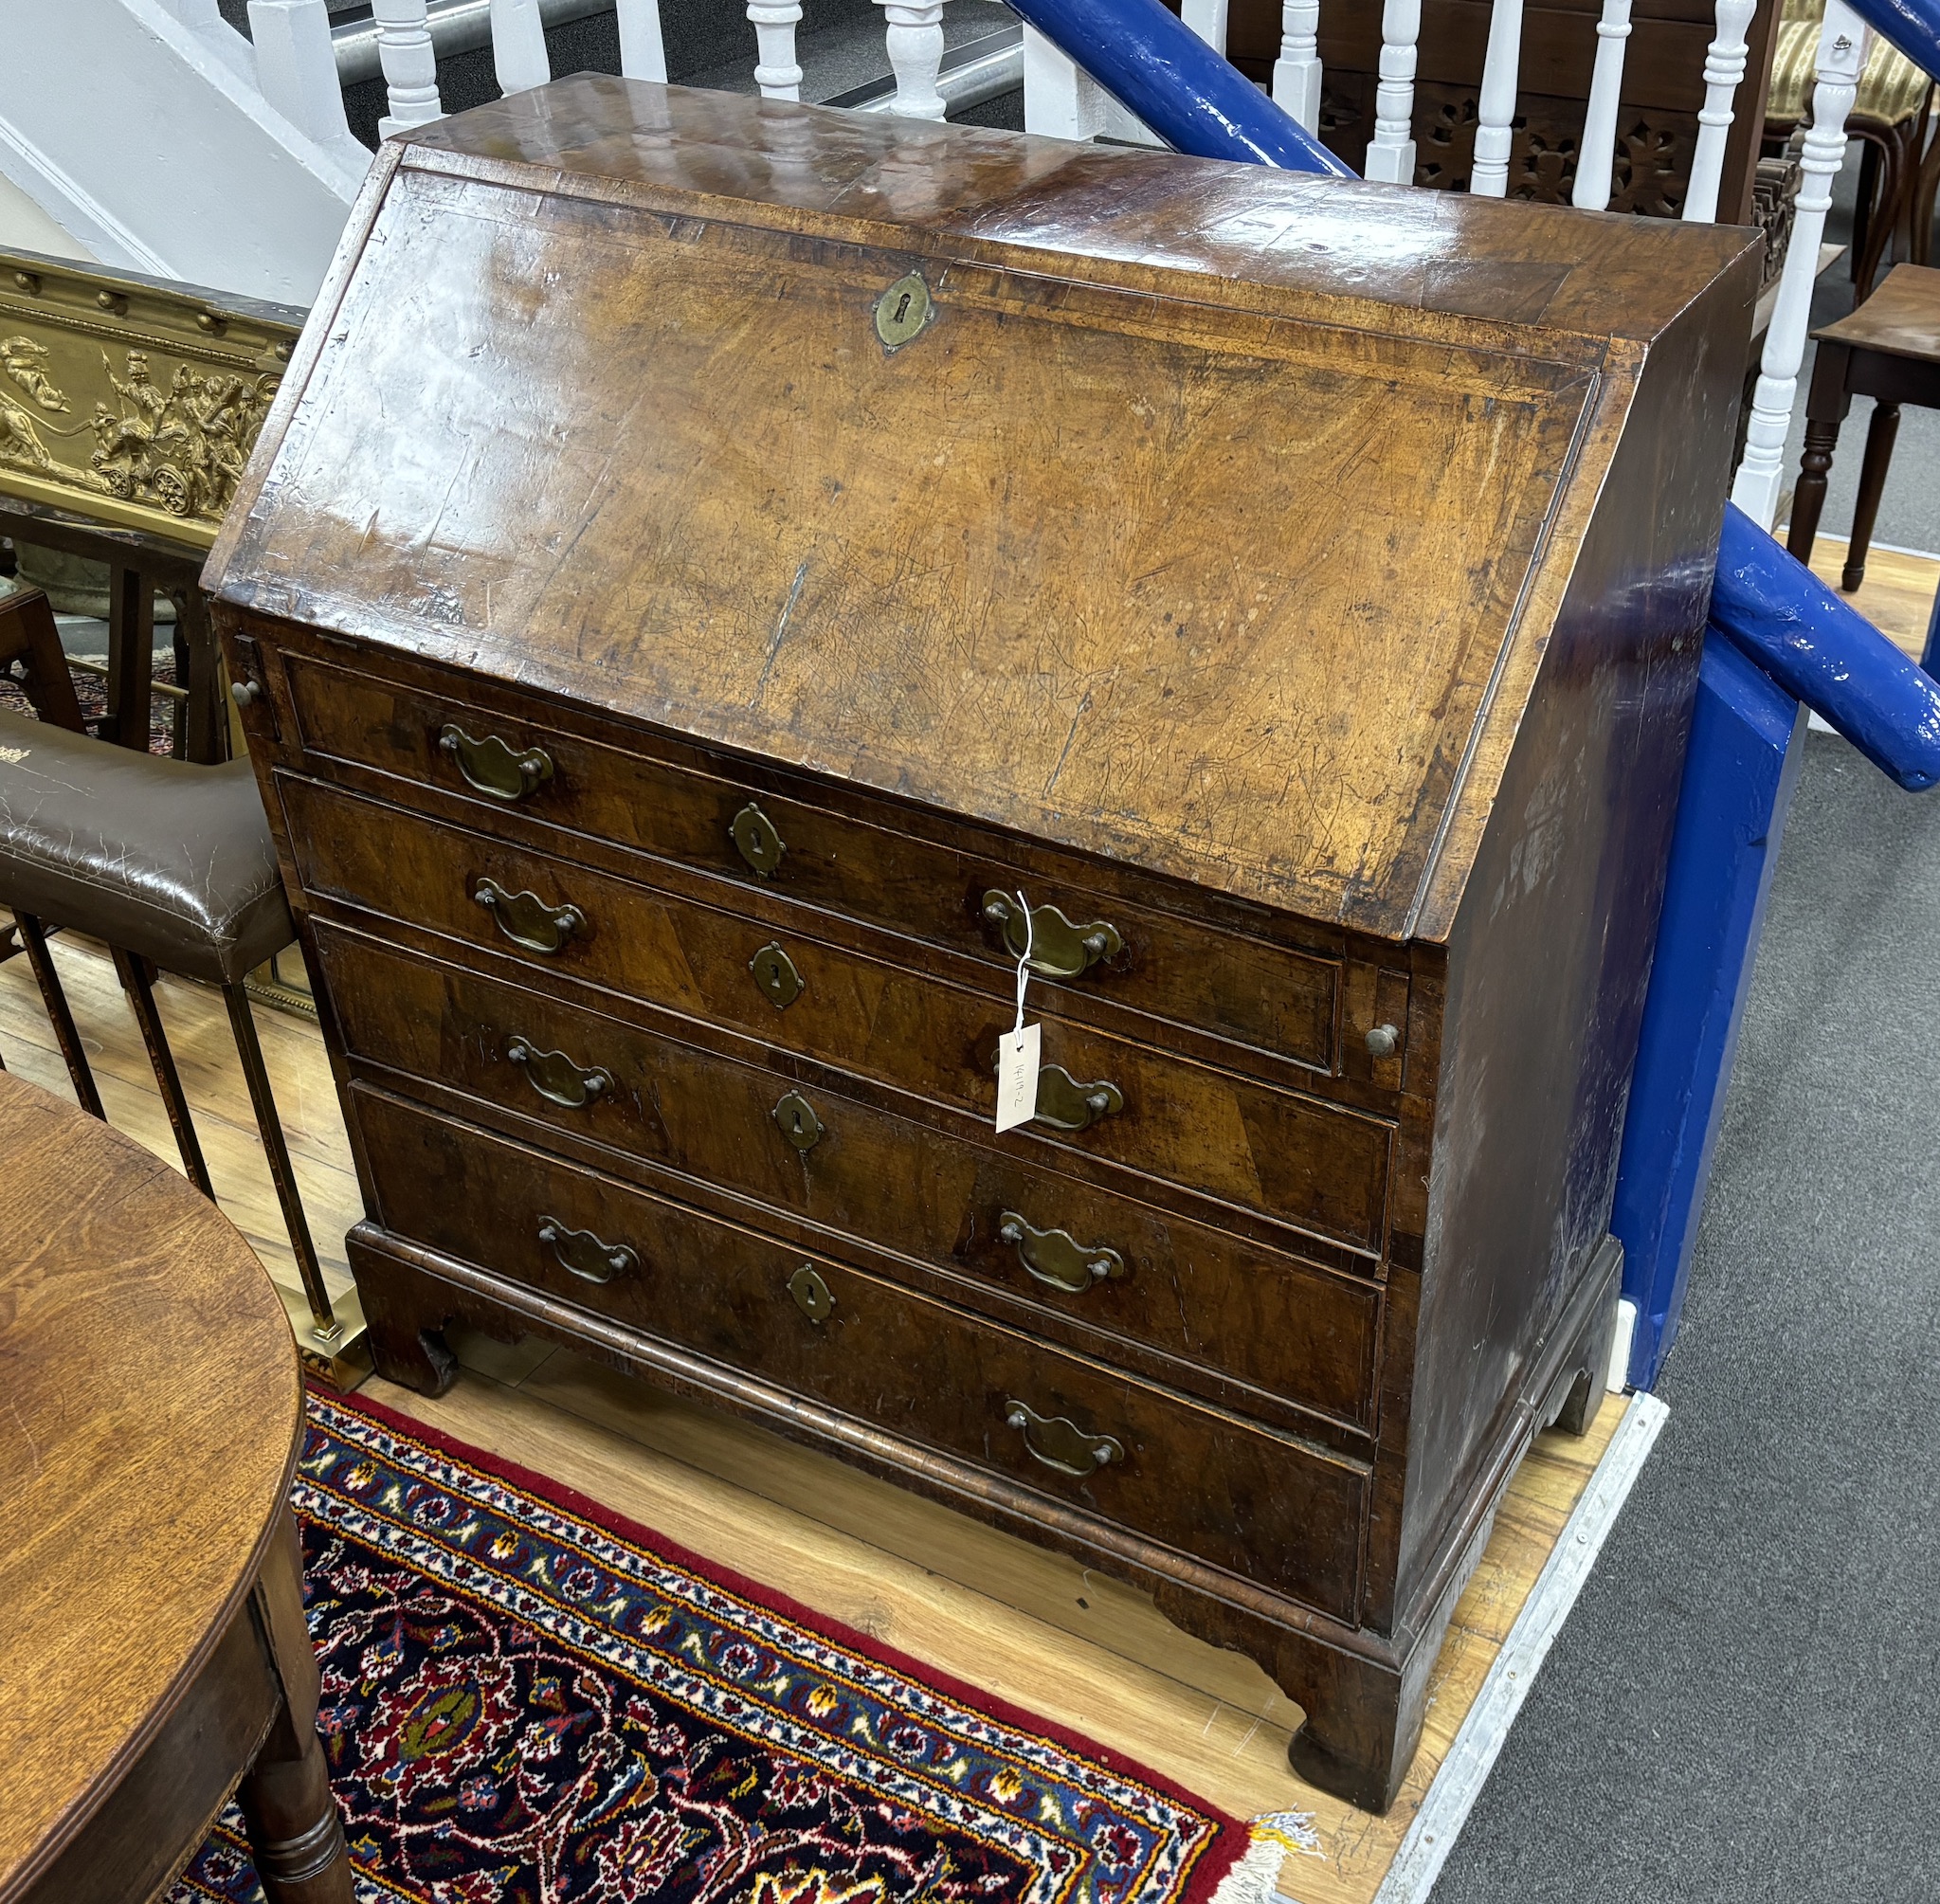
[0,1072,352,1904]
[1786,263,1940,590]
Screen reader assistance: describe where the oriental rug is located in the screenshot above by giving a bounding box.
[168,1387,1252,1904]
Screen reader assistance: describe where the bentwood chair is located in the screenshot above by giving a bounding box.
[0,621,343,1353]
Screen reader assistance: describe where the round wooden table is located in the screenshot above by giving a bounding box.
[0,1070,352,1904]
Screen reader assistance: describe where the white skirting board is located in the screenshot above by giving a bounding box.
[1274,1390,1672,1904]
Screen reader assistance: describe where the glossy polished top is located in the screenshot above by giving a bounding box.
[0,1071,299,1895]
[209,80,1759,937]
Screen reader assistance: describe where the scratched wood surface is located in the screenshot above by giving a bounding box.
[0,1060,299,1895]
[0,929,1623,1898]
[209,78,1756,944]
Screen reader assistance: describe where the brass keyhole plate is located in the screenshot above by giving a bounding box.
[774,1090,824,1151]
[788,1263,835,1322]
[731,801,786,877]
[750,942,804,1008]
[874,271,934,352]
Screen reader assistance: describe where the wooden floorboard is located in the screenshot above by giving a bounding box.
[1795,535,1937,661]
[0,925,1626,1900]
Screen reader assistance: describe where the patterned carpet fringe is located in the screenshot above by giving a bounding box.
[171,1388,1252,1904]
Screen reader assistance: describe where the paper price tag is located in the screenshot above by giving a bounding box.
[994,1022,1041,1133]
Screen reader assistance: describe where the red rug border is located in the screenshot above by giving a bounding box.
[317,1382,1255,1903]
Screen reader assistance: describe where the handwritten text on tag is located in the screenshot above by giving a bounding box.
[995,1022,1042,1133]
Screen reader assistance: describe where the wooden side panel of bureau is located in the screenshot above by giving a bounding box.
[208,78,1760,1811]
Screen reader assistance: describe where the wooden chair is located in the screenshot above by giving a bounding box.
[1786,263,1940,589]
[0,684,344,1353]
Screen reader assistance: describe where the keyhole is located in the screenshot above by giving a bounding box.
[893,291,912,323]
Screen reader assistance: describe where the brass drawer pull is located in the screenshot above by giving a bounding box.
[505,1036,610,1109]
[983,892,1122,979]
[475,878,584,953]
[788,1263,835,1322]
[998,1211,1124,1294]
[988,1051,1122,1133]
[1004,1397,1122,1478]
[731,802,786,877]
[537,1215,637,1284]
[438,723,554,803]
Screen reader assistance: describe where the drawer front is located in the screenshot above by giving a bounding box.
[317,924,1382,1432]
[285,777,1394,1252]
[282,652,1368,1076]
[354,1085,1369,1620]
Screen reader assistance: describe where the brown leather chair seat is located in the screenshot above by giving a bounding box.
[0,709,293,986]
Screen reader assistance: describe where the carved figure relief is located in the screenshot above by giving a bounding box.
[0,343,277,526]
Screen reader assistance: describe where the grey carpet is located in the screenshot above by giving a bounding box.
[1427,734,1940,1903]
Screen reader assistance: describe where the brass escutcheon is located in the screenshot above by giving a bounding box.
[873,270,934,351]
[773,1090,824,1151]
[1003,1397,1122,1478]
[475,878,584,954]
[731,802,786,877]
[750,941,804,1008]
[505,1036,610,1110]
[787,1263,835,1322]
[997,1210,1124,1295]
[439,723,554,803]
[537,1215,638,1284]
[982,892,1123,980]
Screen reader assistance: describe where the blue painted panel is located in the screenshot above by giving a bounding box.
[1001,0,1352,175]
[1612,635,1807,1388]
[1923,573,1940,680]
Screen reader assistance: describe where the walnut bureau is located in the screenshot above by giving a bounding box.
[207,77,1759,1812]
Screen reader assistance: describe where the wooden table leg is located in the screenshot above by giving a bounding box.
[238,1509,354,1904]
[104,562,154,753]
[1786,340,1853,567]
[173,585,227,764]
[1842,400,1901,591]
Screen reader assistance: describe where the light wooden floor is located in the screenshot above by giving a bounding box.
[0,928,1624,1902]
[1795,535,1938,661]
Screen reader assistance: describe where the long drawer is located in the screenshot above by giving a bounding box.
[280,650,1411,1087]
[353,1084,1370,1621]
[316,923,1383,1434]
[284,775,1396,1254]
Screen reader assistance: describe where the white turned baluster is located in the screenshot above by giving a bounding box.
[1732,1,1868,529]
[615,0,668,82]
[1684,0,1758,223]
[1273,2,1322,130]
[1571,0,1632,209]
[248,0,356,148]
[372,0,444,136]
[875,1,948,120]
[1365,0,1421,185]
[749,0,804,99]
[1022,22,1108,138]
[489,0,551,95]
[1472,0,1526,196]
[1182,0,1228,52]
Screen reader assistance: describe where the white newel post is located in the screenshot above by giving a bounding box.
[372,0,444,136]
[615,0,669,82]
[1472,0,1527,196]
[1182,0,1229,52]
[1732,1,1868,528]
[489,0,552,95]
[248,0,357,149]
[1364,0,1421,185]
[1023,25,1107,138]
[875,2,948,119]
[1684,0,1759,223]
[1272,2,1322,130]
[1571,0,1633,209]
[750,0,805,99]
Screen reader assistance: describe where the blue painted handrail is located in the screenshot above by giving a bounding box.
[1003,0,1350,175]
[1846,0,1940,87]
[1711,504,1940,790]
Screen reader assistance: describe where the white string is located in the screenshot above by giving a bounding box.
[1010,891,1034,1044]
